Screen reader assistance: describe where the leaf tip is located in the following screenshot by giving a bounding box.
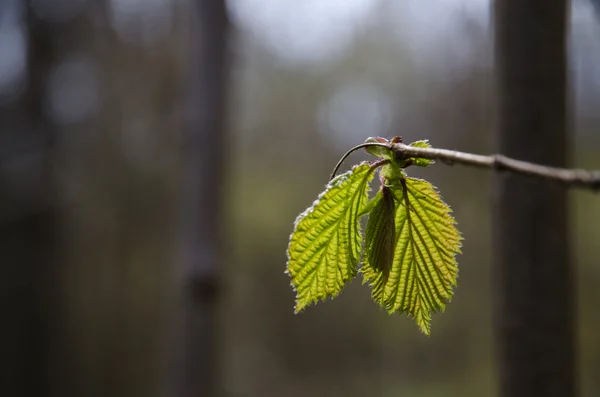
[415,309,432,336]
[294,301,306,314]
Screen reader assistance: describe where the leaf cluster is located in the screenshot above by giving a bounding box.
[286,137,462,335]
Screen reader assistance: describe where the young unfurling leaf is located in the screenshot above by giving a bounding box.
[408,140,435,167]
[363,137,395,160]
[364,186,395,275]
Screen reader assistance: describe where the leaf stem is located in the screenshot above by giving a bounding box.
[392,143,600,191]
[330,142,391,181]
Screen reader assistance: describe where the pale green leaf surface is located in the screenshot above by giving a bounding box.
[409,140,431,148]
[408,140,434,167]
[287,162,374,313]
[364,137,394,160]
[362,177,461,335]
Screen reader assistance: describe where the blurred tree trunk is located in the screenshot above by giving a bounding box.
[2,1,185,396]
[493,1,577,397]
[0,5,61,396]
[56,1,181,395]
[1,1,183,396]
[174,0,230,396]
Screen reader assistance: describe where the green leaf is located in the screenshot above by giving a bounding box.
[364,137,394,160]
[364,187,395,275]
[362,177,461,335]
[359,188,385,217]
[287,162,375,313]
[408,140,434,167]
[408,140,430,148]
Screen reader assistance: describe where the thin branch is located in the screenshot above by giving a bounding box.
[329,142,389,180]
[392,143,600,191]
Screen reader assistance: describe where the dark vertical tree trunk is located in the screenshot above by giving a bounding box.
[175,0,230,396]
[3,2,182,396]
[493,1,577,397]
[0,4,58,397]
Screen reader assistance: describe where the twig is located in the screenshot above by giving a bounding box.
[392,143,600,191]
[329,142,389,180]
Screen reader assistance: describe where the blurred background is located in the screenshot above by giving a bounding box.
[1,0,599,396]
